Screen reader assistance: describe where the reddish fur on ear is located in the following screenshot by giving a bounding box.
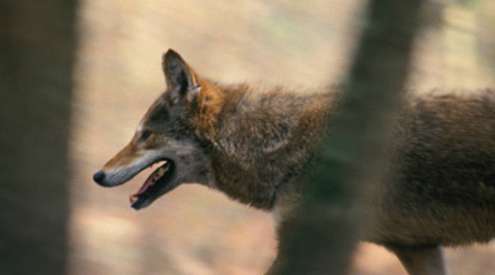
[162,49,201,103]
[189,76,223,141]
[161,50,223,141]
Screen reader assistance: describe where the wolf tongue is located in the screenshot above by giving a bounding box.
[130,177,154,203]
[135,177,154,196]
[130,162,169,203]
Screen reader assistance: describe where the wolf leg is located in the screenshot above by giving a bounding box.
[386,245,449,275]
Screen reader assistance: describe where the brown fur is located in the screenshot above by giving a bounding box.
[371,90,495,247]
[95,50,495,275]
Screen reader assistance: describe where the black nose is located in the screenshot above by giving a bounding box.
[93,170,105,184]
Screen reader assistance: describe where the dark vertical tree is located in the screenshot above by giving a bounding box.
[0,0,78,274]
[268,0,426,274]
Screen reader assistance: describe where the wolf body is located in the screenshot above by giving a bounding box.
[94,50,495,275]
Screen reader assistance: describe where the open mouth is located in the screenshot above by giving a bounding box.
[129,159,175,209]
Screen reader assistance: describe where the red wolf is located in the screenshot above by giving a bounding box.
[94,49,495,275]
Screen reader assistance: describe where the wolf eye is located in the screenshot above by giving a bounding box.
[140,130,152,142]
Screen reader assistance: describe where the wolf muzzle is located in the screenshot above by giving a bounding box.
[93,170,106,186]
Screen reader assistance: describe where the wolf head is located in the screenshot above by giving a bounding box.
[93,50,218,210]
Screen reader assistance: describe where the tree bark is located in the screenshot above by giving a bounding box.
[0,0,77,274]
[273,0,426,274]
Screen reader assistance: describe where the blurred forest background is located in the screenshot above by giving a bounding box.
[2,0,495,275]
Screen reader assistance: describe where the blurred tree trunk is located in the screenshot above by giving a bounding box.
[269,0,425,274]
[0,0,77,274]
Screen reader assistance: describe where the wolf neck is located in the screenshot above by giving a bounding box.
[205,83,340,210]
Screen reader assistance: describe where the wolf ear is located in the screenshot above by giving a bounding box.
[162,49,199,104]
